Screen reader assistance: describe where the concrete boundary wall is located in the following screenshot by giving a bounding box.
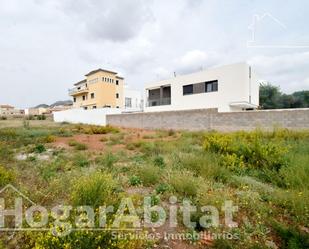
[106,108,309,131]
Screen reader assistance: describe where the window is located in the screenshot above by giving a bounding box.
[116,93,119,98]
[91,93,95,99]
[183,84,193,95]
[82,95,86,101]
[73,97,76,103]
[125,97,132,108]
[93,106,97,109]
[205,80,218,92]
[84,107,88,110]
[116,80,119,85]
[183,80,218,96]
[116,106,119,108]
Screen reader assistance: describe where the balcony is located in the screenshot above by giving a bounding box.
[69,85,89,96]
[146,85,171,107]
[147,97,171,107]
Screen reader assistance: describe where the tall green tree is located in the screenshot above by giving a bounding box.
[259,83,283,109]
[259,83,309,109]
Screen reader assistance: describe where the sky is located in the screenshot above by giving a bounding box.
[0,0,309,108]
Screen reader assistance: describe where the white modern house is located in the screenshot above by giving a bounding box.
[144,63,259,112]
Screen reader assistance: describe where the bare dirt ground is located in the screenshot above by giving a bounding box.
[52,128,179,152]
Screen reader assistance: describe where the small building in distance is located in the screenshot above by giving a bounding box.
[0,105,23,116]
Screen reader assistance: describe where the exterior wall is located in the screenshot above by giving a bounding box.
[71,70,124,109]
[123,87,143,112]
[144,63,259,113]
[26,108,47,115]
[0,106,23,115]
[106,108,309,132]
[53,108,122,126]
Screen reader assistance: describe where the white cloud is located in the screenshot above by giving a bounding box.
[249,52,309,93]
[0,0,308,108]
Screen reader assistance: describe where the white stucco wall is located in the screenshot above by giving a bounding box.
[124,87,143,112]
[144,63,259,112]
[53,108,122,126]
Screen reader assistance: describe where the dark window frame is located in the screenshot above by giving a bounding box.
[183,84,194,95]
[205,80,218,93]
[183,80,218,96]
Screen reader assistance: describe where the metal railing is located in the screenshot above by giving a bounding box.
[147,97,171,107]
[68,85,89,95]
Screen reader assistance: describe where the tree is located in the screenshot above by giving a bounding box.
[259,83,283,109]
[259,83,309,109]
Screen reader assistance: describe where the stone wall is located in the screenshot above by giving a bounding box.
[106,108,309,131]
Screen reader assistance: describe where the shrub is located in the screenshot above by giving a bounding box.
[57,128,73,137]
[71,172,118,207]
[129,175,142,186]
[178,152,230,182]
[75,143,88,151]
[212,239,234,249]
[96,152,118,169]
[34,144,46,153]
[68,140,88,150]
[155,183,171,194]
[204,132,289,172]
[100,136,108,142]
[0,143,14,163]
[126,143,136,150]
[168,129,176,136]
[40,159,64,180]
[31,229,147,249]
[75,125,119,135]
[272,222,309,249]
[107,133,124,145]
[23,120,30,129]
[169,170,199,197]
[280,154,309,190]
[36,114,46,120]
[153,155,165,168]
[0,165,14,187]
[68,139,78,146]
[26,115,35,120]
[73,153,90,168]
[44,135,56,143]
[137,165,161,186]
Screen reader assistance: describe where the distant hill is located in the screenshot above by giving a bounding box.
[34,104,49,108]
[50,100,73,107]
[34,100,73,108]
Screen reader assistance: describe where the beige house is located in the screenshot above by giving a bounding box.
[26,107,48,116]
[69,69,124,109]
[0,105,23,115]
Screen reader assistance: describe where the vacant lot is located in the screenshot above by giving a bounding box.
[0,120,308,249]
